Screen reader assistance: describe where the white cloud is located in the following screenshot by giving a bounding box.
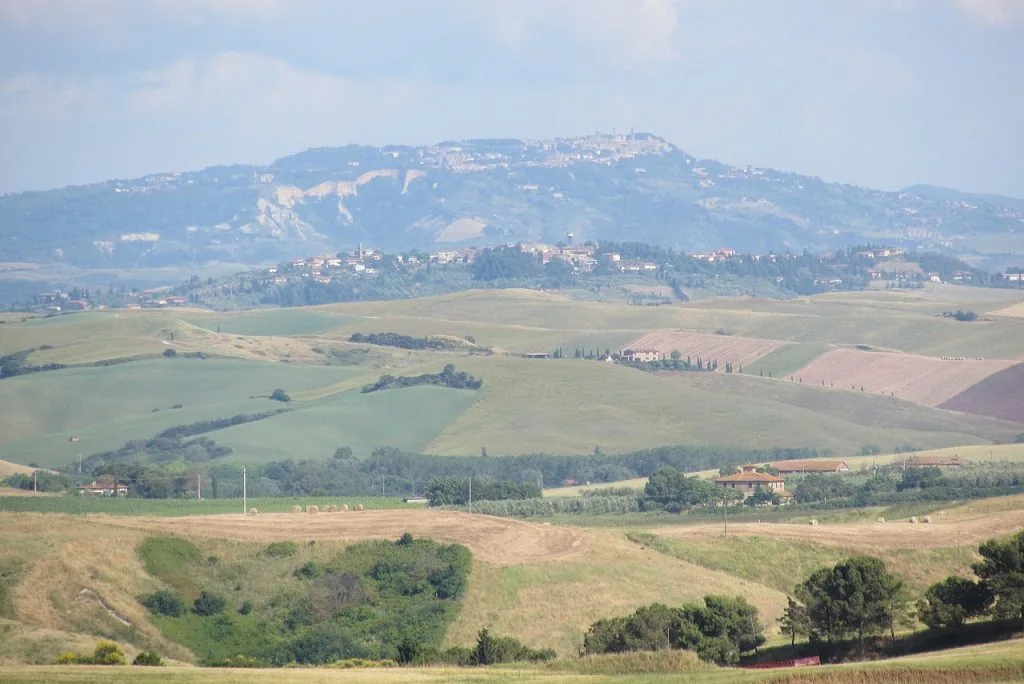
[953,0,1024,25]
[459,0,686,64]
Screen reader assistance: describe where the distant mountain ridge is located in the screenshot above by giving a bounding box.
[2,132,1022,268]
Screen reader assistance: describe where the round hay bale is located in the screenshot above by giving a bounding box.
[877,517,886,523]
[922,516,932,523]
[909,516,918,524]
[291,505,302,513]
[248,507,259,516]
[354,504,365,512]
[325,505,337,513]
[306,505,319,514]
[339,504,349,512]
[809,519,818,526]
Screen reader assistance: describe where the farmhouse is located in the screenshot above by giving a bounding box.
[769,459,849,474]
[905,455,967,469]
[77,476,128,496]
[714,467,786,499]
[620,348,663,363]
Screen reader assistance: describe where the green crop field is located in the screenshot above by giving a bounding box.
[2,288,1023,472]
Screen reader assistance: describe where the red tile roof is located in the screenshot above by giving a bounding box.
[715,472,784,484]
[770,460,849,472]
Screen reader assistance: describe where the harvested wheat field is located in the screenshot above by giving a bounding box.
[625,330,785,367]
[0,459,36,478]
[991,301,1024,318]
[91,509,587,565]
[940,362,1024,423]
[651,507,1024,551]
[790,348,1016,407]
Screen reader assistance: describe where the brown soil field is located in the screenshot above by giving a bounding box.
[92,509,588,565]
[650,507,1024,551]
[626,330,785,367]
[940,362,1024,423]
[791,348,1016,407]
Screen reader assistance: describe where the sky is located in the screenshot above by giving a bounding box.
[0,0,1022,197]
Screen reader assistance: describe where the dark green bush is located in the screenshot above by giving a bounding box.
[264,541,299,558]
[140,589,185,617]
[193,591,227,616]
[238,600,254,615]
[132,651,164,666]
[294,561,321,579]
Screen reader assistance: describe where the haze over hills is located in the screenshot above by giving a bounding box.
[2,132,1022,269]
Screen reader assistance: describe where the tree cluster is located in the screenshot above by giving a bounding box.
[425,477,541,506]
[361,364,483,393]
[584,596,765,665]
[349,332,458,350]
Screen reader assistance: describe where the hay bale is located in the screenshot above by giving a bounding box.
[908,516,918,524]
[922,516,932,523]
[809,519,818,526]
[291,505,302,513]
[339,504,349,512]
[306,505,319,514]
[877,517,886,523]
[248,507,259,516]
[325,505,337,513]
[354,504,365,512]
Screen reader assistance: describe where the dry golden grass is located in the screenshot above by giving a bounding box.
[445,527,789,655]
[649,507,1024,551]
[91,509,587,565]
[0,460,37,478]
[0,514,192,662]
[990,301,1024,318]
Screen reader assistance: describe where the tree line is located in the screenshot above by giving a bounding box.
[586,530,1024,665]
[361,364,483,393]
[349,332,463,350]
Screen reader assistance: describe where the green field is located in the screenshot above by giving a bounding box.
[2,288,1023,470]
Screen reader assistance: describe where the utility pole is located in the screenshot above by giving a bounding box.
[33,470,37,493]
[197,473,201,501]
[78,454,83,474]
[468,476,473,514]
[723,497,728,538]
[242,465,247,516]
[381,473,385,498]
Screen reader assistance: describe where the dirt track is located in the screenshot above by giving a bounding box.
[651,509,1024,550]
[96,509,588,565]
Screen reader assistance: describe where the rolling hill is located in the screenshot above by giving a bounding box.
[3,133,1024,269]
[1,287,1023,470]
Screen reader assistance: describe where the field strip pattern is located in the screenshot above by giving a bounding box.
[649,509,1024,550]
[790,348,1016,406]
[94,510,588,565]
[625,330,786,366]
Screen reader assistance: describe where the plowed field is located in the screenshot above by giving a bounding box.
[791,348,1016,406]
[626,330,784,367]
[940,362,1024,423]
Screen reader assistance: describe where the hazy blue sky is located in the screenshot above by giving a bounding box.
[1,0,1022,196]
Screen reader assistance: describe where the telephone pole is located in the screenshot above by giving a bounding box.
[197,473,201,501]
[723,497,728,538]
[33,470,37,493]
[242,465,247,515]
[468,476,473,514]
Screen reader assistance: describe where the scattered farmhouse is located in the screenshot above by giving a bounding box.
[619,348,663,363]
[905,455,967,469]
[714,465,787,499]
[77,476,129,496]
[769,459,849,475]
